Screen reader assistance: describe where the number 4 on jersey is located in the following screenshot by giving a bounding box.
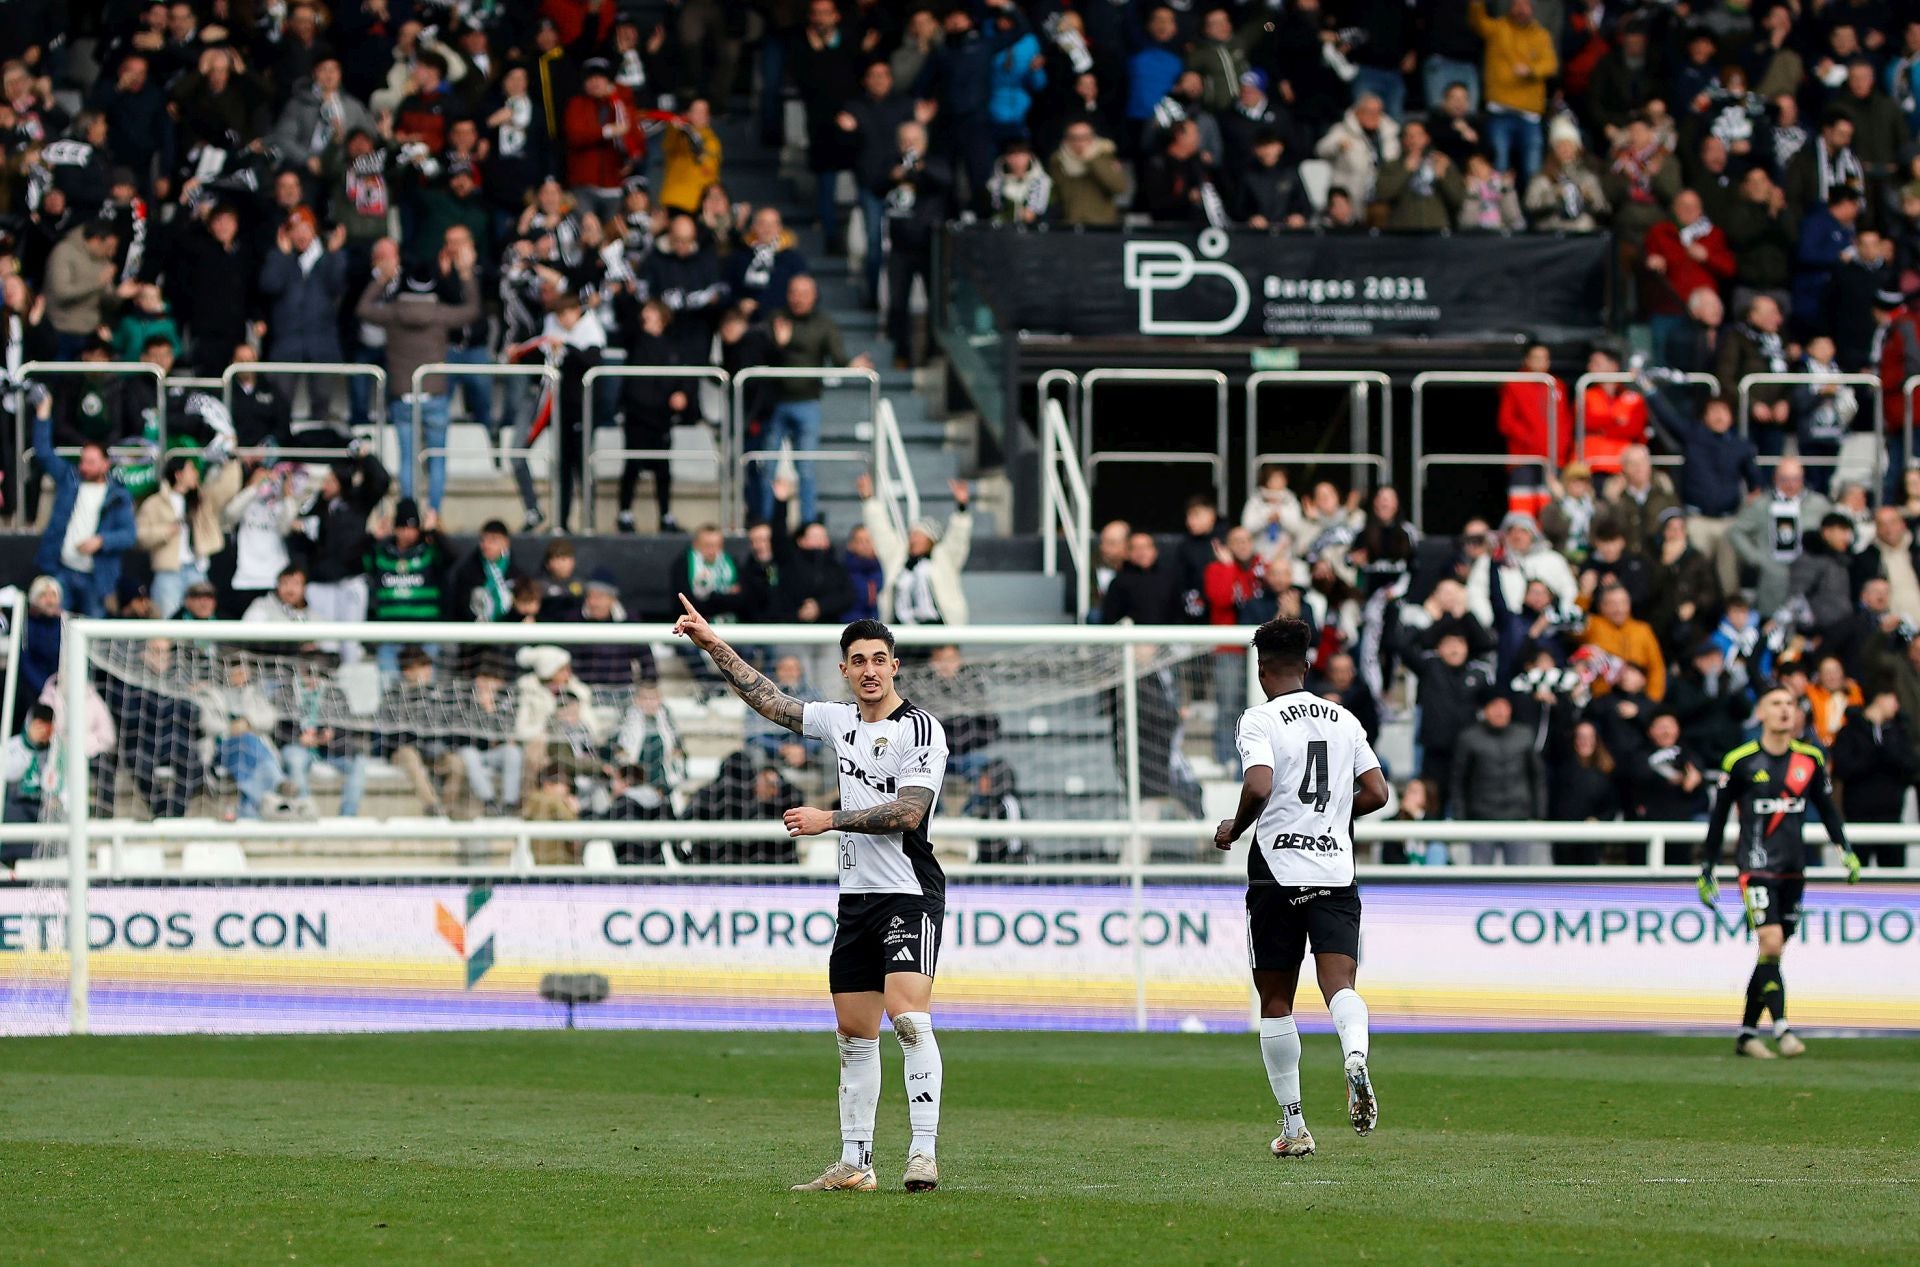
[1297,740,1330,813]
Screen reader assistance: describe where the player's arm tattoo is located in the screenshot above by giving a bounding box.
[705,640,803,733]
[831,786,935,833]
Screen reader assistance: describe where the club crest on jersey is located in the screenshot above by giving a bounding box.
[873,736,890,758]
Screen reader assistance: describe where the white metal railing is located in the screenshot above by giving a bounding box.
[1039,397,1092,619]
[728,367,881,531]
[11,362,167,528]
[222,361,388,460]
[871,397,921,551]
[411,361,561,518]
[1080,368,1229,512]
[1244,370,1394,503]
[1411,370,1564,525]
[1573,370,1718,468]
[579,364,730,533]
[1734,371,1886,497]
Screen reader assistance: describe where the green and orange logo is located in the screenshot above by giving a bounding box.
[434,886,495,988]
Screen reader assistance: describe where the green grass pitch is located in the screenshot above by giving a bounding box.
[4,1030,1917,1265]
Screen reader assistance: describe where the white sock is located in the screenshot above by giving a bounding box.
[894,1011,941,1157]
[836,1033,879,1167]
[1259,1015,1305,1133]
[1328,987,1371,1063]
[1773,1017,1792,1039]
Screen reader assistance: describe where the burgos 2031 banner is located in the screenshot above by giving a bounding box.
[1,880,1915,1034]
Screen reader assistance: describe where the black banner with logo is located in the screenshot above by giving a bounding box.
[945,226,1610,340]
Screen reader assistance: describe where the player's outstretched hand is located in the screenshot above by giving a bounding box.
[671,593,713,646]
[784,806,834,838]
[1213,819,1238,850]
[1696,871,1719,908]
[1842,851,1862,884]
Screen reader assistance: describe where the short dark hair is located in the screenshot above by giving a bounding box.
[278,564,306,582]
[840,618,896,657]
[1252,617,1312,666]
[27,703,54,726]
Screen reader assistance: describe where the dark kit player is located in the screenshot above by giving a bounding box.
[1214,619,1391,1158]
[1699,686,1863,1058]
[673,597,950,1193]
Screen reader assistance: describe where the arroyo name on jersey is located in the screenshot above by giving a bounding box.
[1235,690,1382,888]
[803,699,950,899]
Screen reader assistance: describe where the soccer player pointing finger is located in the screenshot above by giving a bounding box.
[674,597,951,1193]
[1215,619,1390,1159]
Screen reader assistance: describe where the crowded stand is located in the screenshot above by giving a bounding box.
[0,0,1918,869]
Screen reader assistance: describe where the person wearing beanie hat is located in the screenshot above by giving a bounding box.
[1465,508,1578,630]
[1449,680,1548,864]
[355,226,481,513]
[512,644,598,773]
[363,495,448,673]
[858,473,974,626]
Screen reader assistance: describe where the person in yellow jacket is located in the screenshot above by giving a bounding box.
[1469,0,1558,183]
[1580,583,1667,702]
[660,97,723,215]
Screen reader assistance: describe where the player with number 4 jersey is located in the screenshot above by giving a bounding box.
[1699,686,1862,1059]
[1214,619,1390,1159]
[673,600,950,1194]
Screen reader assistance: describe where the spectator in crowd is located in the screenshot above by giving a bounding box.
[513,644,598,780]
[1853,506,1920,625]
[856,473,972,627]
[792,0,863,252]
[1599,444,1681,557]
[359,244,480,510]
[1404,624,1491,811]
[1643,190,1736,369]
[1377,120,1462,229]
[1643,382,1762,596]
[1645,509,1722,653]
[1139,118,1223,224]
[840,60,918,304]
[615,300,696,534]
[364,499,449,674]
[1624,711,1708,827]
[1582,583,1668,702]
[1457,151,1523,231]
[568,575,650,691]
[1234,129,1312,228]
[111,638,205,821]
[987,138,1052,224]
[30,392,134,618]
[258,210,349,420]
[1202,524,1269,770]
[296,450,389,649]
[842,521,885,622]
[1791,187,1863,342]
[660,99,722,215]
[1792,513,1865,645]
[455,667,523,820]
[1792,335,1858,492]
[563,59,646,219]
[727,207,809,318]
[44,221,122,362]
[1048,117,1127,227]
[446,520,521,624]
[1578,518,1650,612]
[1467,513,1577,631]
[748,274,872,526]
[1784,109,1861,220]
[377,647,462,817]
[1469,0,1556,183]
[1732,457,1833,615]
[1315,94,1399,222]
[1496,343,1573,518]
[137,449,242,619]
[881,120,953,369]
[1100,528,1183,626]
[2,705,57,825]
[1805,654,1865,748]
[1579,350,1648,474]
[1526,116,1610,231]
[1724,167,1796,321]
[1449,689,1547,864]
[278,657,367,819]
[1548,719,1618,863]
[1831,691,1917,866]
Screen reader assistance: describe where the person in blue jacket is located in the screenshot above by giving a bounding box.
[916,0,1032,213]
[1791,186,1862,339]
[30,388,135,619]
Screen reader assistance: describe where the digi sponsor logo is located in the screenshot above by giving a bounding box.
[434,885,495,988]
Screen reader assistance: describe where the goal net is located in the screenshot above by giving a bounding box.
[3,619,1255,1036]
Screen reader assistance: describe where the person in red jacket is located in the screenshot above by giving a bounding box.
[564,59,678,218]
[1580,348,1649,473]
[1878,290,1920,446]
[1643,189,1735,371]
[1498,343,1574,519]
[1203,525,1272,772]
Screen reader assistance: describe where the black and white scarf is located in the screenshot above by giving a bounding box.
[1814,136,1863,201]
[1678,213,1715,246]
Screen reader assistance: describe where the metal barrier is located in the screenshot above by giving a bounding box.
[1900,374,1920,477]
[1080,369,1229,512]
[411,362,560,520]
[1734,371,1885,497]
[1039,396,1093,619]
[1574,370,1718,468]
[728,366,882,532]
[1410,371,1563,524]
[1243,370,1394,504]
[222,361,388,461]
[579,365,729,533]
[872,398,922,553]
[11,362,166,529]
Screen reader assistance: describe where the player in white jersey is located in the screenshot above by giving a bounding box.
[1213,619,1389,1159]
[673,599,950,1194]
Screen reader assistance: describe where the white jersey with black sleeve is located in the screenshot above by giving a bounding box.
[1235,690,1381,887]
[803,698,950,900]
